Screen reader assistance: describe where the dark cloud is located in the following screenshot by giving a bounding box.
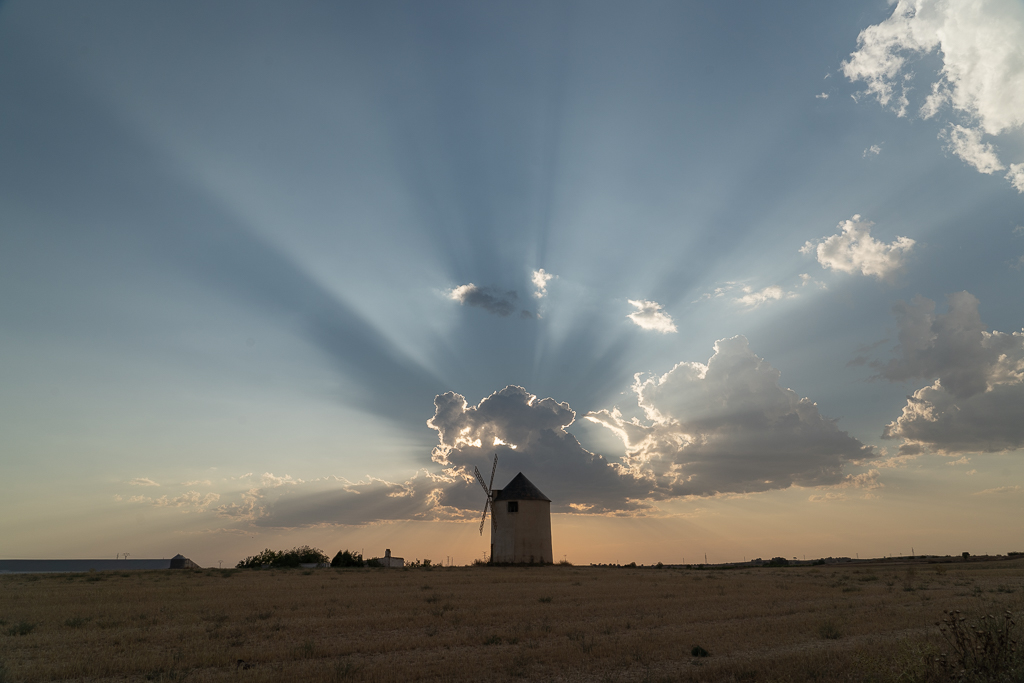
[883,381,1024,454]
[879,292,1024,454]
[427,385,650,513]
[232,339,879,527]
[587,336,873,497]
[250,474,476,528]
[448,284,532,318]
[877,292,1020,399]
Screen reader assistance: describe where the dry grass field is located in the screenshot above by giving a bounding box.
[1,558,1022,682]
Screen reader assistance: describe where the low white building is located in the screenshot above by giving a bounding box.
[380,548,404,568]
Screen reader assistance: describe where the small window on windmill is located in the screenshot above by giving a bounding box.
[507,501,518,513]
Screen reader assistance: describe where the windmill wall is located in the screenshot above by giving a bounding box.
[491,498,552,564]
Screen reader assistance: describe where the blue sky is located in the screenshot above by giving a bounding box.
[1,0,1022,566]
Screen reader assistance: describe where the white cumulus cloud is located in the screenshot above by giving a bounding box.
[128,477,160,487]
[801,215,915,281]
[531,269,556,298]
[735,285,792,308]
[626,299,677,333]
[843,0,1024,191]
[941,125,1005,174]
[1007,164,1024,193]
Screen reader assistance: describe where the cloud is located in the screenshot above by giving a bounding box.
[975,485,1022,495]
[128,477,159,487]
[448,283,532,318]
[426,386,648,513]
[808,492,846,502]
[626,299,677,333]
[531,269,556,298]
[182,479,212,486]
[863,144,882,157]
[816,92,829,100]
[124,490,220,512]
[799,273,828,290]
[877,292,1023,398]
[879,292,1024,454]
[1008,164,1024,193]
[941,125,1005,174]
[260,472,300,488]
[801,215,915,281]
[247,473,475,527]
[734,285,793,308]
[228,342,885,526]
[448,283,518,316]
[586,336,874,497]
[843,0,1024,191]
[155,491,220,510]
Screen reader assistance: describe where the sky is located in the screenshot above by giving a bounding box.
[1,0,1022,568]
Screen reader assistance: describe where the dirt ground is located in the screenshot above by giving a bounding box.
[1,557,1022,682]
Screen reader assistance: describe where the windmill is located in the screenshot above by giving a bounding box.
[473,454,498,535]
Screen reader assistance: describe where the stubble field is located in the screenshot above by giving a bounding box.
[1,558,1022,682]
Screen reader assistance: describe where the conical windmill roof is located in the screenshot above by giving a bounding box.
[493,472,550,502]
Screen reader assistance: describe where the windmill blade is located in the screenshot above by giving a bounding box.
[478,498,490,535]
[473,466,489,494]
[488,453,497,491]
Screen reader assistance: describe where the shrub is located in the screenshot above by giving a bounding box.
[331,550,363,568]
[236,546,329,569]
[936,609,1022,679]
[236,548,282,568]
[405,559,432,569]
[819,621,842,640]
[691,645,710,657]
[7,621,35,636]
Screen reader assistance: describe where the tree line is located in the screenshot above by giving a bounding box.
[235,546,376,569]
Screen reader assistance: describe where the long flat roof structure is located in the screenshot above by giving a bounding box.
[0,555,200,573]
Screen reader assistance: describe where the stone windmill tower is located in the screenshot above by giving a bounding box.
[475,455,553,564]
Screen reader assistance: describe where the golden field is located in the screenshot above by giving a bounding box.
[1,558,1022,682]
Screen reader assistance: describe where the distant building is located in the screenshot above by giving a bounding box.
[0,554,201,574]
[380,548,404,568]
[490,472,553,564]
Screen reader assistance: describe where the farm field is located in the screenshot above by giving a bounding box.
[1,558,1022,682]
